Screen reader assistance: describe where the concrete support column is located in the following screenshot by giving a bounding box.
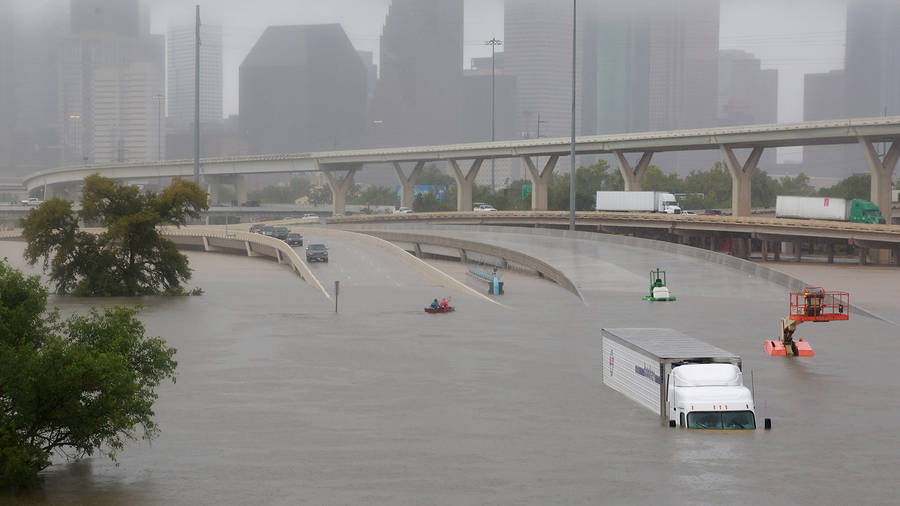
[858,247,869,265]
[827,243,835,264]
[613,151,653,191]
[794,240,802,262]
[393,161,424,209]
[205,175,223,206]
[893,246,900,266]
[449,159,483,212]
[43,183,56,200]
[234,175,247,205]
[322,167,358,216]
[761,240,769,262]
[720,145,763,217]
[859,137,898,225]
[522,155,558,210]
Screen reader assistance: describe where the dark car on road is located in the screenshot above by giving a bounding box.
[249,223,264,233]
[271,226,289,240]
[306,243,328,262]
[285,233,303,246]
[241,200,260,207]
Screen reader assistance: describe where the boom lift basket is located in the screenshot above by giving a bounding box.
[788,287,849,322]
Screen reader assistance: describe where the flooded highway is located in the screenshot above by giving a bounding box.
[2,225,899,505]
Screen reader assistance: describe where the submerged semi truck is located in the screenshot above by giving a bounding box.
[595,191,681,214]
[775,196,886,224]
[601,328,761,430]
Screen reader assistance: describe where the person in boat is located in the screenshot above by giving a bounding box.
[430,299,440,310]
[439,298,448,309]
[654,278,663,287]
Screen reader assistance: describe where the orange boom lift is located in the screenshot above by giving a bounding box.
[764,286,849,357]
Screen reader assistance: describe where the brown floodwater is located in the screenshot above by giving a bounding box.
[1,227,898,505]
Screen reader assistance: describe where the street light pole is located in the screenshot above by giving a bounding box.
[152,94,164,161]
[68,115,81,164]
[569,0,577,231]
[486,37,502,193]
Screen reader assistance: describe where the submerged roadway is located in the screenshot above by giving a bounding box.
[3,224,898,505]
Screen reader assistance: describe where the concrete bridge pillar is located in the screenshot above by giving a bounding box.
[721,145,763,217]
[613,151,653,191]
[449,159,483,212]
[323,167,357,216]
[205,175,224,205]
[859,137,898,225]
[43,183,57,200]
[522,155,558,210]
[234,175,247,205]
[394,161,424,209]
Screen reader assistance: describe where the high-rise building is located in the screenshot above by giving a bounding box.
[582,1,649,136]
[504,0,584,142]
[803,70,856,176]
[167,24,223,131]
[70,0,140,38]
[11,0,67,174]
[357,50,378,107]
[718,50,777,126]
[844,0,900,118]
[59,0,165,164]
[646,0,720,132]
[464,54,517,186]
[368,0,464,148]
[0,0,14,173]
[240,25,367,155]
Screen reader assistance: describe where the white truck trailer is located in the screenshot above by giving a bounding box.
[595,191,681,213]
[601,328,761,430]
[775,195,886,224]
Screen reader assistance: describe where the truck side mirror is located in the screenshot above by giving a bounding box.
[764,418,772,430]
[669,420,676,427]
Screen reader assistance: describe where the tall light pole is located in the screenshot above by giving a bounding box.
[486,37,502,193]
[569,0,577,231]
[194,5,201,184]
[68,115,81,164]
[152,94,164,161]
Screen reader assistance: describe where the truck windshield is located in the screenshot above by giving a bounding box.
[687,411,755,430]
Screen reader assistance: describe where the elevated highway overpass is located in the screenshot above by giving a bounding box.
[22,116,900,223]
[327,211,900,266]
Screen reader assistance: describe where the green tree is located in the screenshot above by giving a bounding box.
[641,166,683,193]
[0,260,177,490]
[751,169,779,208]
[818,173,871,200]
[777,173,816,196]
[307,185,333,206]
[347,185,400,206]
[21,175,207,296]
[248,176,312,204]
[683,163,733,209]
[548,160,625,210]
[413,191,454,212]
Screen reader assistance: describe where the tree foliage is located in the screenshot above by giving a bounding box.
[21,175,207,296]
[0,260,177,490]
[247,177,312,204]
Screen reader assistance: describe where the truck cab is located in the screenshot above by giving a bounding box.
[848,199,886,224]
[666,363,756,430]
[657,193,681,214]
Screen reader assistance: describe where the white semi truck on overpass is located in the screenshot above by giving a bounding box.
[601,328,764,430]
[595,191,682,214]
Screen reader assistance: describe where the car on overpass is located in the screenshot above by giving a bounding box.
[473,203,497,212]
[21,197,43,206]
[393,207,413,214]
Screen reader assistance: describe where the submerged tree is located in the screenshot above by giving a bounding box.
[21,175,207,296]
[0,260,177,490]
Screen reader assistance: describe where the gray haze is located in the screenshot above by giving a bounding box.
[0,0,896,178]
